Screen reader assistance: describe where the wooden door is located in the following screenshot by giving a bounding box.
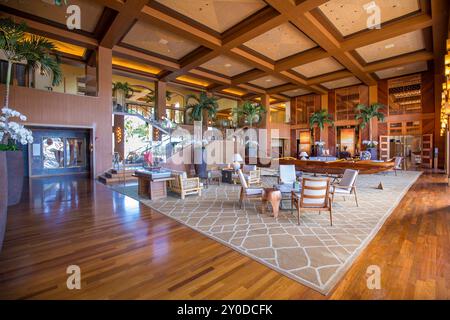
[421,134,433,168]
[379,135,390,161]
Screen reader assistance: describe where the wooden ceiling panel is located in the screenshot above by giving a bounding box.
[355,30,426,63]
[2,0,104,33]
[200,55,253,77]
[122,20,200,60]
[243,23,317,61]
[375,61,428,79]
[282,88,311,97]
[292,57,344,78]
[321,76,361,89]
[249,75,288,88]
[318,0,420,37]
[154,0,267,33]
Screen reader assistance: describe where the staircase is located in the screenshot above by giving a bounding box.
[98,167,138,184]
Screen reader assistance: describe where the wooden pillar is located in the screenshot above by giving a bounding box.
[96,46,113,176]
[85,50,97,97]
[261,94,271,158]
[320,93,329,148]
[155,80,167,121]
[369,85,379,143]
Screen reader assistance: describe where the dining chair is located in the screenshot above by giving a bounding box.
[237,169,263,208]
[330,169,359,207]
[291,177,332,226]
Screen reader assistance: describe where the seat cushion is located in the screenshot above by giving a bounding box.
[245,188,263,195]
[332,187,351,194]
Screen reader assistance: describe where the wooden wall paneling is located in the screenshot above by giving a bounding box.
[421,70,435,114]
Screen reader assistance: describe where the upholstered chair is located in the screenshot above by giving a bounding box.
[330,169,359,207]
[279,164,296,185]
[169,172,202,199]
[291,177,332,226]
[237,169,263,208]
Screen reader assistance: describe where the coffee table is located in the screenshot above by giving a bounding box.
[274,183,302,209]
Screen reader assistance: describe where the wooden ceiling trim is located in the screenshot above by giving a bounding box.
[266,83,299,94]
[188,69,231,86]
[113,45,180,71]
[275,47,331,71]
[340,14,433,51]
[0,12,98,49]
[100,0,148,49]
[363,50,434,73]
[307,70,353,85]
[231,69,267,85]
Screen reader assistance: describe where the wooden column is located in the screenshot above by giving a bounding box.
[261,94,271,158]
[96,46,113,176]
[85,51,97,97]
[155,80,167,121]
[320,93,329,148]
[369,85,379,142]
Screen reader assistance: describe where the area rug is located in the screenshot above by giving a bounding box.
[109,171,421,294]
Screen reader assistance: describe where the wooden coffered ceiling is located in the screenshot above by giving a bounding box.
[0,0,446,102]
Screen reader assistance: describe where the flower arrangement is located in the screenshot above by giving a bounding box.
[314,141,325,146]
[0,107,33,150]
[362,140,378,148]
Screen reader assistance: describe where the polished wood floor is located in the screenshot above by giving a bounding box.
[0,173,448,299]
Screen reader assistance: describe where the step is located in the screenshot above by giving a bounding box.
[98,174,137,185]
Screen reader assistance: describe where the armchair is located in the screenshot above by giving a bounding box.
[237,169,263,208]
[279,164,296,185]
[169,172,202,199]
[329,169,359,207]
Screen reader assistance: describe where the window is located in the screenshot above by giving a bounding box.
[388,74,422,115]
[294,94,320,125]
[335,86,360,121]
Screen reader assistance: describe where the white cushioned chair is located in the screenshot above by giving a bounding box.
[169,172,202,199]
[237,169,263,208]
[330,169,359,207]
[279,164,296,185]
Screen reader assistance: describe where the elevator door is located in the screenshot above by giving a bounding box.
[28,128,91,177]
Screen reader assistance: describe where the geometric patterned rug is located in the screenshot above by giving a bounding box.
[110,171,421,295]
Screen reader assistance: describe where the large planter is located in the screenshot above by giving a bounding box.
[367,147,378,160]
[6,151,24,206]
[0,152,8,252]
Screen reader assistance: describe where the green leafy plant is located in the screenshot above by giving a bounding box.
[0,18,62,109]
[355,103,385,143]
[232,100,266,127]
[185,92,218,123]
[112,82,134,99]
[309,109,334,138]
[144,89,172,103]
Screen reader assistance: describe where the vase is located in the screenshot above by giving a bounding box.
[367,147,378,160]
[6,151,24,206]
[0,152,8,252]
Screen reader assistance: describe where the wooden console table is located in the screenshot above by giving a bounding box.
[134,174,174,200]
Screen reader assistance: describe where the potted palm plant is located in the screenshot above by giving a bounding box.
[355,103,385,160]
[185,92,218,128]
[309,109,334,156]
[232,100,266,128]
[0,18,61,250]
[113,82,134,111]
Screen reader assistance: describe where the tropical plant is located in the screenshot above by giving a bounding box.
[185,92,218,124]
[355,103,385,144]
[309,109,334,139]
[0,18,62,110]
[144,89,172,103]
[112,82,134,99]
[232,100,266,128]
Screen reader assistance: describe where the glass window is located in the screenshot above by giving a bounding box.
[388,74,422,115]
[335,86,360,121]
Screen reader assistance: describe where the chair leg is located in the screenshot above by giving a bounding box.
[297,208,301,225]
[354,188,359,207]
[395,169,397,176]
[329,209,333,226]
[239,188,244,209]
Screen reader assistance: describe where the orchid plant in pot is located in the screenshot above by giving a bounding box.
[0,18,62,210]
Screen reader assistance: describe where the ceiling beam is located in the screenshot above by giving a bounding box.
[100,0,148,48]
[363,50,434,73]
[307,70,354,85]
[266,83,299,94]
[275,47,331,71]
[113,45,180,71]
[340,13,433,51]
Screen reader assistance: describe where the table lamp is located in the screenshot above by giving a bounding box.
[233,153,244,170]
[299,152,308,160]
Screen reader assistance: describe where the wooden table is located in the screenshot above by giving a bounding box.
[261,188,282,218]
[134,174,174,200]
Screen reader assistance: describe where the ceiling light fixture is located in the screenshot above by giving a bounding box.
[385,44,395,49]
[224,63,232,68]
[159,39,169,45]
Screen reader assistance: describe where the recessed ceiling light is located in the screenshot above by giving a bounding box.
[396,67,405,71]
[224,63,232,68]
[385,44,395,49]
[265,79,272,82]
[159,39,169,45]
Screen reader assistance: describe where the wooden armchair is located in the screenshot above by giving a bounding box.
[247,169,261,186]
[237,169,263,208]
[169,173,202,199]
[291,177,332,226]
[330,169,359,207]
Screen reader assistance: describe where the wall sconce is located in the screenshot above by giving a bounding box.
[115,126,122,143]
